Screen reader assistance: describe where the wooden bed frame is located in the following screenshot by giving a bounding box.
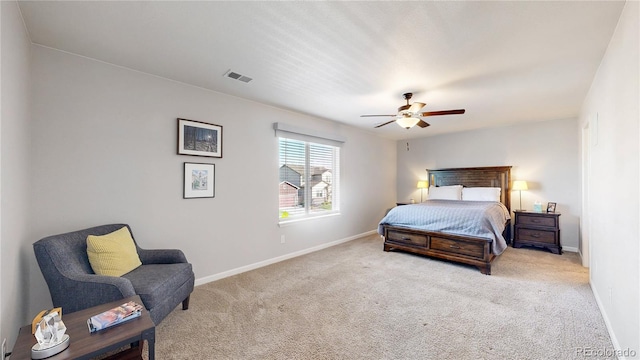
[382,166,512,275]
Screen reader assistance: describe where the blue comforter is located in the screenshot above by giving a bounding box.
[378,200,511,255]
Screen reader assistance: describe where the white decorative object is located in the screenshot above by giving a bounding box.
[32,311,70,359]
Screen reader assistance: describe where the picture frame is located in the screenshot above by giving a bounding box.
[546,202,557,213]
[177,118,222,158]
[184,162,215,199]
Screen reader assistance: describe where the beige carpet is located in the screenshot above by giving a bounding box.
[152,234,614,359]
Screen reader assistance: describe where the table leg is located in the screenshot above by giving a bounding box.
[142,327,156,360]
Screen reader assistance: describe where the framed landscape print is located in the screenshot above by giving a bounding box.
[184,162,215,199]
[178,118,222,158]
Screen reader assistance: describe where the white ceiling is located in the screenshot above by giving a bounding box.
[18,1,625,140]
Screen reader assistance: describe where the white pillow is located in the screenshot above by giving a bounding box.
[427,185,462,200]
[462,187,501,202]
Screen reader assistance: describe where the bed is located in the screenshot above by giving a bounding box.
[379,166,512,275]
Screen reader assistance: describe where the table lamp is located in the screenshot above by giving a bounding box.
[512,180,528,210]
[417,181,428,202]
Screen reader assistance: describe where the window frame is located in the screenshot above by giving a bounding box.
[278,137,341,224]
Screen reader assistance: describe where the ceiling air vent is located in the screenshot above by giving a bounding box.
[223,70,253,83]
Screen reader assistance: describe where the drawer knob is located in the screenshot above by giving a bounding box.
[449,245,461,249]
[532,219,541,223]
[402,237,411,241]
[531,233,540,238]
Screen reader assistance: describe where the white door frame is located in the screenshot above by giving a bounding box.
[581,121,591,268]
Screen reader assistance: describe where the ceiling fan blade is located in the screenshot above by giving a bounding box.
[416,120,430,128]
[420,109,466,117]
[374,120,397,128]
[397,104,411,112]
[360,114,396,117]
[408,102,426,113]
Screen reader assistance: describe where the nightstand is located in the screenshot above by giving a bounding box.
[396,202,413,206]
[513,210,561,254]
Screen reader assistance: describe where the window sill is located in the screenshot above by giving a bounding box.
[278,212,340,227]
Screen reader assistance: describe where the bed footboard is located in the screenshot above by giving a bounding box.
[382,225,496,275]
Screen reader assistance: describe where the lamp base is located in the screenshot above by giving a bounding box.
[31,334,70,359]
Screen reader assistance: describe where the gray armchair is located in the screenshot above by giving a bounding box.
[33,224,195,325]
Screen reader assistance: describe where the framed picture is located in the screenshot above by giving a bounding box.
[184,163,215,199]
[178,118,222,158]
[547,202,557,213]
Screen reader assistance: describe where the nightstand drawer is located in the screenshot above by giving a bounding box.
[516,228,556,244]
[431,237,484,259]
[517,214,557,228]
[387,230,427,247]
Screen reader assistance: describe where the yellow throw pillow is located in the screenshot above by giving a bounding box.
[87,227,142,277]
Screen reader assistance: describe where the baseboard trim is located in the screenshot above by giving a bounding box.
[577,248,588,268]
[590,283,627,359]
[194,230,378,286]
[563,246,579,253]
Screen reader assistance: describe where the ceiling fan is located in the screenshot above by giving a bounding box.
[360,93,465,129]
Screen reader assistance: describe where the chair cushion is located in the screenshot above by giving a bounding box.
[122,263,194,310]
[86,226,142,277]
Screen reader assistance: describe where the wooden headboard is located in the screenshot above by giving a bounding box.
[427,166,512,211]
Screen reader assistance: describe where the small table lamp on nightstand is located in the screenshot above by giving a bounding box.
[417,181,428,203]
[512,180,528,210]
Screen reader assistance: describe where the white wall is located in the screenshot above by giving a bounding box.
[579,1,639,355]
[27,45,396,318]
[1,0,33,348]
[396,118,581,250]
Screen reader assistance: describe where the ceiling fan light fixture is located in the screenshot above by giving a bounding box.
[361,92,465,130]
[396,117,420,129]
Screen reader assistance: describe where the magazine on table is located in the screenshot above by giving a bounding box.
[87,301,144,333]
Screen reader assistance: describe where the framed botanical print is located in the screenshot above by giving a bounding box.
[184,162,215,199]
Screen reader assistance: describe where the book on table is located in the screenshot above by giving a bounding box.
[87,301,144,333]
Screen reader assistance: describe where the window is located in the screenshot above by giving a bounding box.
[278,138,340,220]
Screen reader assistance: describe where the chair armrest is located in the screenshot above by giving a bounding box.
[137,248,188,264]
[67,273,136,294]
[52,273,137,312]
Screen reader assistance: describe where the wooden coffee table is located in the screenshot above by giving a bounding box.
[11,295,155,360]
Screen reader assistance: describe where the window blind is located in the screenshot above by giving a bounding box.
[276,123,341,221]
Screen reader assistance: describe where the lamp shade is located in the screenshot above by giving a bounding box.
[512,180,528,191]
[417,181,428,189]
[396,117,420,129]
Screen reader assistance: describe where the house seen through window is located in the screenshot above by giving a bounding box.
[278,138,340,220]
